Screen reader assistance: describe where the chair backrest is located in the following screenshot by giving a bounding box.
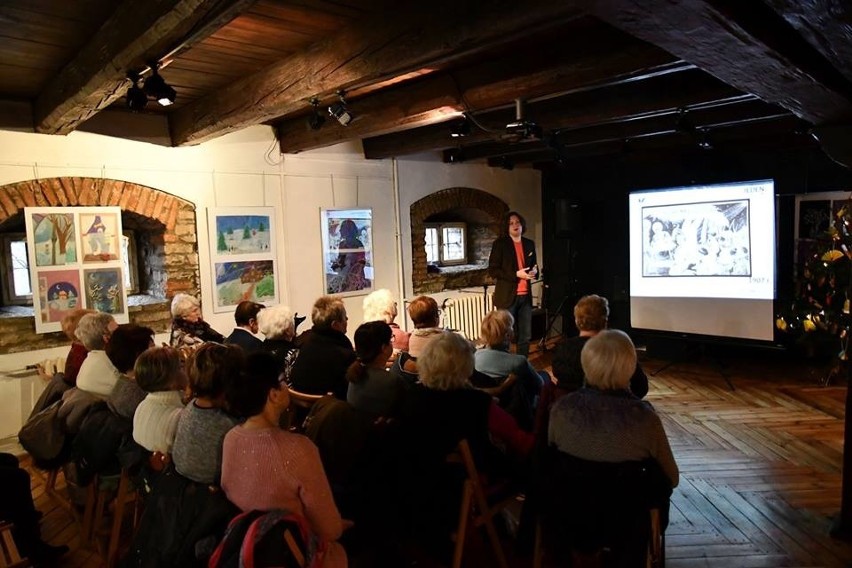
[284,388,326,432]
[538,447,672,563]
[287,388,324,409]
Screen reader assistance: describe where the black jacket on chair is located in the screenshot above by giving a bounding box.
[488,235,537,309]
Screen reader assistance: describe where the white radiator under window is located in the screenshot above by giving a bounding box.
[443,294,494,341]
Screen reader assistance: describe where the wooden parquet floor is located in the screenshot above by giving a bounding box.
[18,347,852,567]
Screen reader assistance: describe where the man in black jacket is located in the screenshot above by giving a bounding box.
[488,211,537,357]
[224,300,265,353]
[289,296,355,399]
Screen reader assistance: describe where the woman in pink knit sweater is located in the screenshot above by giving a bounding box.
[221,352,347,567]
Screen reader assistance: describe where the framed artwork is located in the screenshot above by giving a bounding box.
[320,208,374,297]
[36,269,81,325]
[79,211,120,262]
[83,267,125,314]
[207,207,278,312]
[26,206,128,333]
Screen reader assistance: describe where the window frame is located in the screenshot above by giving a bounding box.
[122,229,140,295]
[424,222,468,266]
[0,232,33,306]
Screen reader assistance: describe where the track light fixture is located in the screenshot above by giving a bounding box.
[125,75,147,112]
[498,155,514,170]
[143,66,176,107]
[328,90,353,126]
[446,148,465,164]
[697,128,713,150]
[450,116,471,138]
[308,97,326,130]
[675,108,696,135]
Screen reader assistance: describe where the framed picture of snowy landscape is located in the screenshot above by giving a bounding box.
[207,207,278,312]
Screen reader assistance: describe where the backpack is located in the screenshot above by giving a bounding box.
[209,509,324,568]
[18,399,69,468]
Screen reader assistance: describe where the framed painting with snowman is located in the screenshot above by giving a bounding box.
[25,206,129,333]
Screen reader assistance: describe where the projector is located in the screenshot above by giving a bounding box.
[505,119,542,141]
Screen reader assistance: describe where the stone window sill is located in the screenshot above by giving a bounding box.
[0,294,167,319]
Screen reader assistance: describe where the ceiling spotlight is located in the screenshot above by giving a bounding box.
[125,75,147,112]
[328,90,353,126]
[447,148,465,164]
[675,108,696,135]
[698,128,713,150]
[498,155,515,170]
[308,97,326,130]
[450,116,471,138]
[144,68,176,107]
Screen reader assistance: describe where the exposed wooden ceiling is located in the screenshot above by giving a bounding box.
[1,0,850,168]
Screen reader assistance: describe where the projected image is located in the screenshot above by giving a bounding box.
[642,200,751,277]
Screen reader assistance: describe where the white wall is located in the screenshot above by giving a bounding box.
[0,126,540,439]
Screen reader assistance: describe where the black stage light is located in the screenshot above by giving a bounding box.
[308,97,326,130]
[450,117,471,138]
[144,69,176,107]
[328,91,353,126]
[126,76,147,112]
[698,128,713,150]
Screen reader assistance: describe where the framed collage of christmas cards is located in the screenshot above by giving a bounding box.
[207,206,279,313]
[25,206,129,333]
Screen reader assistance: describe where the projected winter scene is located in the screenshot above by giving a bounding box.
[642,199,751,277]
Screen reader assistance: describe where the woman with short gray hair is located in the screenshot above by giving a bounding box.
[75,312,120,397]
[363,288,409,351]
[169,293,224,348]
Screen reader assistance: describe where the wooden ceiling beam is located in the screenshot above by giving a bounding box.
[170,0,584,146]
[33,0,257,136]
[363,68,745,159]
[273,29,682,153]
[445,98,788,162]
[571,0,852,125]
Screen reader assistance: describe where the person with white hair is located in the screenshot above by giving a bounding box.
[362,289,409,351]
[258,304,299,381]
[169,293,224,348]
[74,312,120,397]
[548,329,678,488]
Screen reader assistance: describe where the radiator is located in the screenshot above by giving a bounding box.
[443,294,494,341]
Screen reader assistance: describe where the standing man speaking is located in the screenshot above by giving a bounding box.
[488,211,537,357]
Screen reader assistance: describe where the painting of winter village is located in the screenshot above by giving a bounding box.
[215,215,271,255]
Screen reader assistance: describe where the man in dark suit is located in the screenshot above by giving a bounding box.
[488,211,537,356]
[224,300,265,353]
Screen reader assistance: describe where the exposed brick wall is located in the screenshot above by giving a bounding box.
[0,177,199,355]
[410,188,508,294]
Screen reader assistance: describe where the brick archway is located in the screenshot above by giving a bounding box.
[410,187,508,293]
[0,177,199,353]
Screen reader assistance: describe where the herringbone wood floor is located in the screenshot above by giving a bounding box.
[19,347,852,567]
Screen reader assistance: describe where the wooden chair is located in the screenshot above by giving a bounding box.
[0,523,28,568]
[450,439,518,568]
[284,388,325,432]
[532,449,670,568]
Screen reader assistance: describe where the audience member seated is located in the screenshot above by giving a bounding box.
[475,309,547,431]
[106,324,155,419]
[346,321,403,416]
[222,352,347,568]
[133,347,187,454]
[258,304,299,381]
[549,329,677,485]
[172,343,243,485]
[61,308,95,386]
[74,312,119,397]
[406,295,443,358]
[396,332,533,551]
[363,289,409,352]
[169,293,225,348]
[0,453,68,564]
[224,300,265,353]
[289,296,355,399]
[74,324,154,485]
[542,330,677,565]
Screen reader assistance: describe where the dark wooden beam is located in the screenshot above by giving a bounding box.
[445,98,788,162]
[170,0,584,146]
[764,0,852,83]
[493,115,811,166]
[363,68,745,159]
[33,0,257,136]
[274,27,682,153]
[0,100,34,132]
[571,0,852,124]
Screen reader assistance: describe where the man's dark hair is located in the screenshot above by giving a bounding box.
[502,210,526,234]
[234,301,264,326]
